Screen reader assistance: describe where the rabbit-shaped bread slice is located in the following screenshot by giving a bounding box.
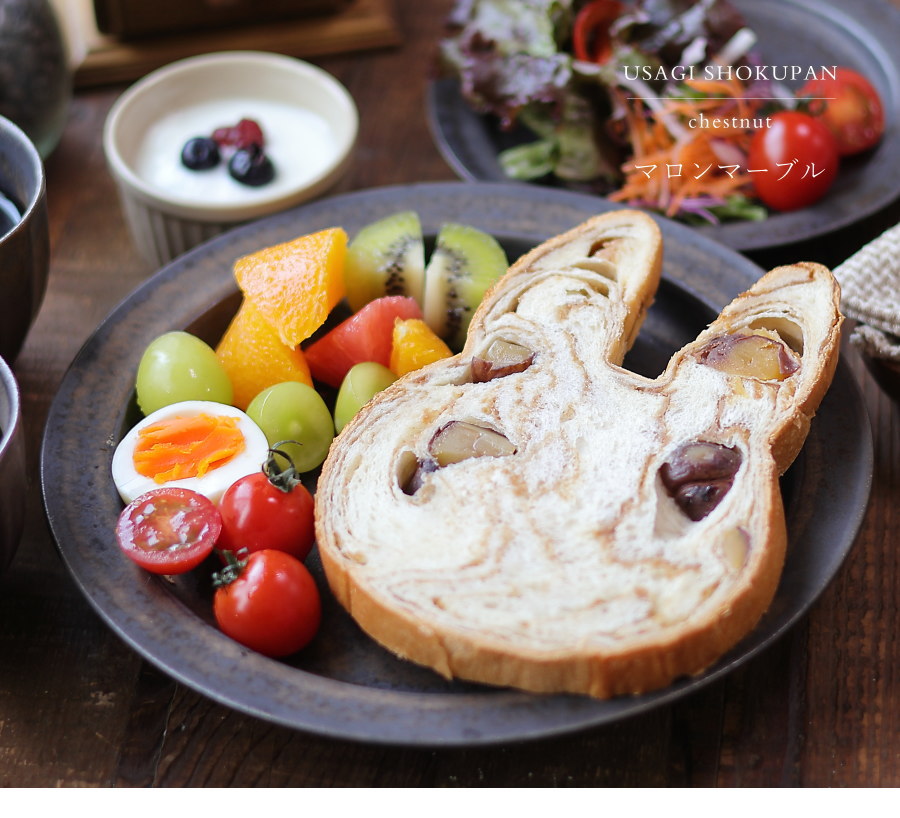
[315,210,842,699]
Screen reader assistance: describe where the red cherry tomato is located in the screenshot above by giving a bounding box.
[115,487,221,574]
[213,549,321,657]
[799,67,884,156]
[572,0,624,63]
[747,111,840,212]
[217,445,315,562]
[304,295,422,388]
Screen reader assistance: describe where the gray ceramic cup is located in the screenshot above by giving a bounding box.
[0,354,25,573]
[0,114,49,363]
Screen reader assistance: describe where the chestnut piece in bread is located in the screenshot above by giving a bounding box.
[315,210,842,699]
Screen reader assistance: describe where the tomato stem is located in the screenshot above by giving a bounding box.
[263,442,304,493]
[212,547,248,588]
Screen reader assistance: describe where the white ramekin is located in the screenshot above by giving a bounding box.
[103,51,359,267]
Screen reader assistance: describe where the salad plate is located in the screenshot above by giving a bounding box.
[427,0,900,251]
[42,182,872,746]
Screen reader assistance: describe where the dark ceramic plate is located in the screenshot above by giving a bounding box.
[427,0,900,251]
[42,182,872,746]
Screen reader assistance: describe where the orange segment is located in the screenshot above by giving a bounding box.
[390,318,453,377]
[233,227,347,346]
[216,299,313,410]
[133,414,245,483]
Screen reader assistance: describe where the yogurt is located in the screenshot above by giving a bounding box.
[134,98,340,206]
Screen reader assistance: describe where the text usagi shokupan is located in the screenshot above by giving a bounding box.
[620,64,839,83]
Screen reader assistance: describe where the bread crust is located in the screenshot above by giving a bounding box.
[315,211,842,698]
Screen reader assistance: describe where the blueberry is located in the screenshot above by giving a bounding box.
[228,145,275,187]
[181,137,220,170]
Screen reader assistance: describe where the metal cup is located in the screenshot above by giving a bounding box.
[0,354,25,573]
[0,114,49,364]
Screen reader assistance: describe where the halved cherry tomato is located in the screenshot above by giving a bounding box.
[799,67,884,156]
[573,0,624,63]
[747,111,840,212]
[303,295,422,388]
[115,487,221,574]
[217,445,315,562]
[213,549,321,657]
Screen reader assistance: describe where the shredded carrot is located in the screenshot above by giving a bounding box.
[609,74,765,218]
[133,413,246,483]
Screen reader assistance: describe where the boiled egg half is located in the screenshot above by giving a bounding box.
[112,400,269,504]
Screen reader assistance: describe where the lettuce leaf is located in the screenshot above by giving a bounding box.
[439,0,575,127]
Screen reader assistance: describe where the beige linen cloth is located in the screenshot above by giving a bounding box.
[834,222,900,365]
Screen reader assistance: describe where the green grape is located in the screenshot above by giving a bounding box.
[246,381,334,473]
[135,331,232,415]
[334,362,397,433]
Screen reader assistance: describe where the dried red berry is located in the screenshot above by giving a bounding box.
[213,118,265,151]
[212,126,238,147]
[235,118,264,149]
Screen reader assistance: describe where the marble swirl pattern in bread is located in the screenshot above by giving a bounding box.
[315,211,842,698]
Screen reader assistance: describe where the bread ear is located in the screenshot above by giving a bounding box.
[466,209,662,366]
[659,262,842,474]
[646,263,842,610]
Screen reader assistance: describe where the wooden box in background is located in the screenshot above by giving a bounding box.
[93,0,348,40]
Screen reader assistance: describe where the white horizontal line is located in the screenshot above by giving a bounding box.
[626,97,836,101]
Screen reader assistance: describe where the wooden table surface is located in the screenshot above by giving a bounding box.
[1,0,897,787]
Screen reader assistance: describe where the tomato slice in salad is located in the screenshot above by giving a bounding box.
[115,487,221,574]
[572,0,624,63]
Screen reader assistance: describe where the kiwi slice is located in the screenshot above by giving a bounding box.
[344,211,426,313]
[423,223,509,352]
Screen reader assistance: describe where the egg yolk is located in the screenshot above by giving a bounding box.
[133,413,246,483]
